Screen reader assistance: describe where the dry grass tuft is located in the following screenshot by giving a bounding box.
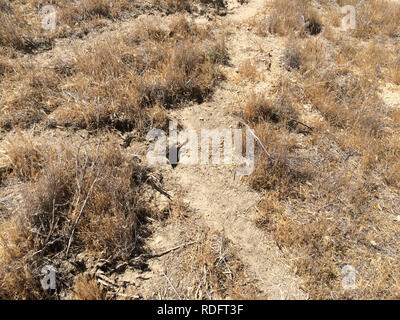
[0,16,225,132]
[0,133,158,299]
[238,59,263,82]
[268,0,323,36]
[351,0,400,38]
[168,223,259,299]
[73,275,105,300]
[244,91,298,126]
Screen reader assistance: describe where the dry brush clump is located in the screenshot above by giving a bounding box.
[72,275,105,300]
[267,0,323,37]
[0,16,226,133]
[321,1,400,86]
[0,132,158,299]
[258,0,399,40]
[0,62,62,130]
[0,1,48,55]
[242,88,314,194]
[53,19,223,131]
[0,0,135,55]
[244,1,400,299]
[0,0,225,57]
[188,234,259,299]
[334,0,400,39]
[159,221,259,299]
[245,82,400,298]
[283,36,390,138]
[237,59,264,82]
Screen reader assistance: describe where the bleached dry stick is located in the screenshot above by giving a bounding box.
[65,176,99,256]
[238,119,274,161]
[162,270,181,300]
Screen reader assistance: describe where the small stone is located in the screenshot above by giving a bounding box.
[183,199,190,205]
[234,67,239,73]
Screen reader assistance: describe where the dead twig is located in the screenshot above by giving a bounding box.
[146,241,197,259]
[238,119,274,162]
[146,173,172,200]
[114,241,197,271]
[65,176,99,257]
[114,241,197,272]
[288,118,314,132]
[162,270,181,300]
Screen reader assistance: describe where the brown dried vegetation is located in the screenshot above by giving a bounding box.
[244,0,400,299]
